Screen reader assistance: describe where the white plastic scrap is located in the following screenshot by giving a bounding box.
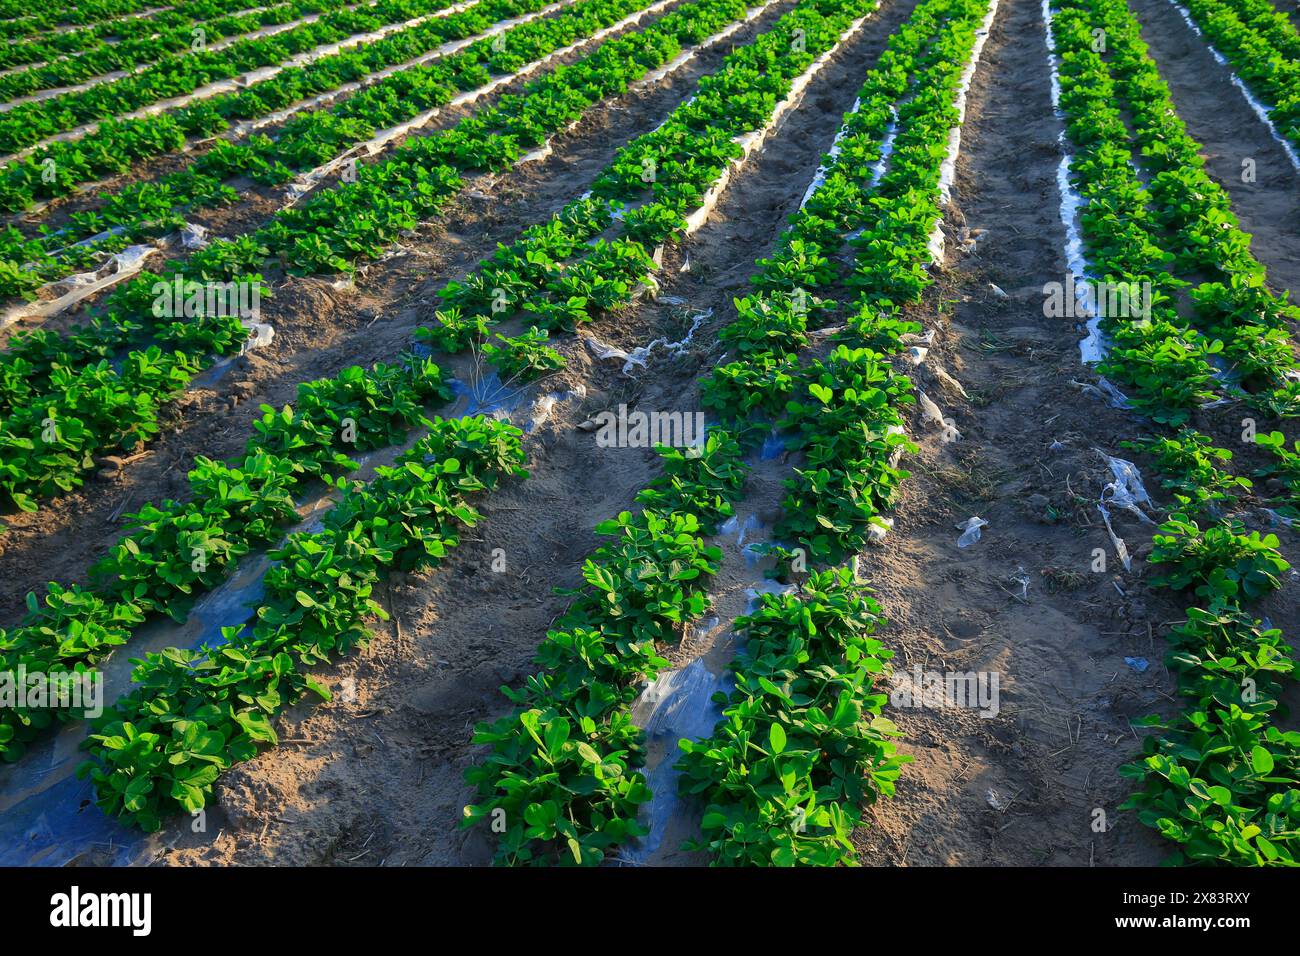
[867,516,894,545]
[1,242,159,329]
[1095,451,1155,572]
[917,389,961,442]
[902,329,935,365]
[180,223,209,250]
[530,384,585,430]
[956,516,988,548]
[240,320,275,353]
[1011,565,1030,601]
[1074,376,1132,409]
[1099,452,1155,518]
[582,309,709,375]
[934,365,969,399]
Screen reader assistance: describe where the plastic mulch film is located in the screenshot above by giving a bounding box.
[0,375,585,865]
[1164,0,1300,174]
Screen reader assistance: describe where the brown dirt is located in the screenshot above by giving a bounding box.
[148,0,931,866]
[1129,0,1300,302]
[4,0,1299,870]
[0,0,709,343]
[0,0,799,621]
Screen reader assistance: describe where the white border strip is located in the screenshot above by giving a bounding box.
[1163,0,1300,174]
[0,0,697,328]
[0,3,365,114]
[683,8,875,234]
[0,0,472,165]
[925,0,998,262]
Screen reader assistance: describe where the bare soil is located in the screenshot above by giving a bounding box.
[3,0,1298,869]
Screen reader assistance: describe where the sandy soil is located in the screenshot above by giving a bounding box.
[2,0,1298,869]
[0,0,796,619]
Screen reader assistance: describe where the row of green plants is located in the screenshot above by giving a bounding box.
[451,0,898,864]
[678,0,989,866]
[415,0,873,354]
[0,0,758,515]
[80,410,529,830]
[0,0,561,212]
[461,0,991,865]
[0,0,772,763]
[0,0,651,291]
[0,0,292,68]
[0,357,454,762]
[0,0,465,155]
[1050,0,1299,866]
[0,0,168,38]
[1175,0,1300,158]
[63,0,839,823]
[1055,1,1300,425]
[0,0,353,103]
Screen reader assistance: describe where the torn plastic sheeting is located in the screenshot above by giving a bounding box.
[624,568,791,863]
[1099,451,1154,519]
[902,327,934,365]
[527,383,585,431]
[916,388,960,442]
[193,319,277,387]
[1165,0,1300,174]
[180,222,209,249]
[1261,507,1296,529]
[1095,451,1154,572]
[624,656,731,863]
[241,318,276,352]
[719,510,762,550]
[1074,375,1131,409]
[956,515,986,548]
[1011,564,1030,600]
[582,307,709,375]
[448,368,529,418]
[0,241,160,330]
[760,426,785,460]
[885,421,909,467]
[933,363,969,398]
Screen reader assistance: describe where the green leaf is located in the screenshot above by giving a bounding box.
[1251,746,1275,774]
[769,723,787,755]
